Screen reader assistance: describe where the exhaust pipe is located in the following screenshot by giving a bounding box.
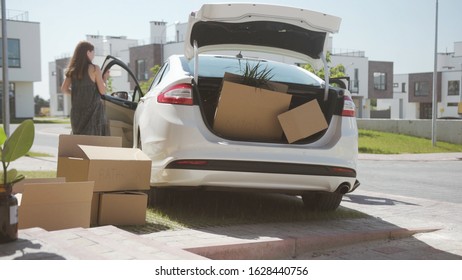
[335,183,350,194]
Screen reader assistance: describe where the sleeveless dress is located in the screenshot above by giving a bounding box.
[70,70,108,135]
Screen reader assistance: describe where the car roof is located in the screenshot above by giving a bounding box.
[184,3,341,67]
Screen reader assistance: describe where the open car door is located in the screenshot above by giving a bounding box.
[101,55,143,147]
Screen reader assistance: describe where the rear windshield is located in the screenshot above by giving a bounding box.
[182,55,322,86]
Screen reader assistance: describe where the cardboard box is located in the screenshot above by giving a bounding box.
[213,73,291,141]
[98,192,148,226]
[57,135,152,192]
[277,99,328,143]
[15,178,94,231]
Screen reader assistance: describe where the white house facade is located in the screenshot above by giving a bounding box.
[0,11,41,120]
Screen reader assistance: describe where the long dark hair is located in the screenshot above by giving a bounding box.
[65,41,94,80]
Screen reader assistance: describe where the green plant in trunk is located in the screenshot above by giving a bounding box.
[241,62,274,89]
[0,120,35,190]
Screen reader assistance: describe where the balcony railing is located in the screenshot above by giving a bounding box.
[0,9,29,21]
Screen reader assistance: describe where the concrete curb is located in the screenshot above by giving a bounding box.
[185,227,440,260]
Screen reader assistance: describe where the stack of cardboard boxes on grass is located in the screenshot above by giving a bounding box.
[213,72,328,143]
[14,134,152,231]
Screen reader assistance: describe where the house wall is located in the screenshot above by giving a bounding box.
[368,61,393,99]
[14,82,34,118]
[330,54,369,118]
[129,44,162,88]
[2,20,41,82]
[408,72,442,103]
[441,71,462,118]
[0,19,41,119]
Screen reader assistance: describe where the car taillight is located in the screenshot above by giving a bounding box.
[342,95,356,117]
[157,84,193,105]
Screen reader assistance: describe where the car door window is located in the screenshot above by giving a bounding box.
[151,62,170,89]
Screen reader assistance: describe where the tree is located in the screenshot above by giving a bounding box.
[34,95,50,116]
[303,52,346,79]
[140,65,161,93]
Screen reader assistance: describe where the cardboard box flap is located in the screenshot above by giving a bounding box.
[58,134,122,157]
[20,181,94,205]
[223,72,289,93]
[13,177,66,194]
[78,145,151,161]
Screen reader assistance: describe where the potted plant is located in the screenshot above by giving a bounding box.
[241,62,275,89]
[0,119,35,243]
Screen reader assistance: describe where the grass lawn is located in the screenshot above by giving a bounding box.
[33,117,70,124]
[120,190,367,234]
[359,129,462,154]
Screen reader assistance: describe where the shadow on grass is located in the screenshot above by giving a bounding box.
[120,190,368,235]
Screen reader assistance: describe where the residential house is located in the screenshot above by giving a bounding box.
[0,10,40,121]
[380,41,462,120]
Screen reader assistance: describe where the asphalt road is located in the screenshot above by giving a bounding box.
[357,160,462,204]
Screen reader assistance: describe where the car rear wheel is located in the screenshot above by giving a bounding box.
[302,192,343,211]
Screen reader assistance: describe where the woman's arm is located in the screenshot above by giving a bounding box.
[61,77,72,95]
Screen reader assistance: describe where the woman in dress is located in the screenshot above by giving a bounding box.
[61,41,109,135]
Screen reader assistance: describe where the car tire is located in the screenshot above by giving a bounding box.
[302,192,343,211]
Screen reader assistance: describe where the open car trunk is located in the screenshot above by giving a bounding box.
[186,4,344,144]
[194,76,345,144]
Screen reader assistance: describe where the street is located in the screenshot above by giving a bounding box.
[356,160,462,204]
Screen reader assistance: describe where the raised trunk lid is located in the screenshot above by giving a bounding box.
[185,3,341,68]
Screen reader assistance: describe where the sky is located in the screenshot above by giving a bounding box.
[8,0,462,99]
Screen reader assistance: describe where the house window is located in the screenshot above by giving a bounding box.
[350,68,359,93]
[447,102,459,107]
[0,38,21,67]
[393,83,399,88]
[448,80,460,96]
[401,82,406,93]
[136,60,148,81]
[373,72,386,90]
[414,81,430,96]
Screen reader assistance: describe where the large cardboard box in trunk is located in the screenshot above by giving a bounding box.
[213,73,291,141]
[57,135,152,192]
[277,99,328,143]
[98,192,148,226]
[14,178,94,231]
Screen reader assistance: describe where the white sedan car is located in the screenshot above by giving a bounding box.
[102,3,359,211]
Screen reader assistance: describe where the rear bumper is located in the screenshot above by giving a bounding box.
[166,159,356,178]
[152,167,357,194]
